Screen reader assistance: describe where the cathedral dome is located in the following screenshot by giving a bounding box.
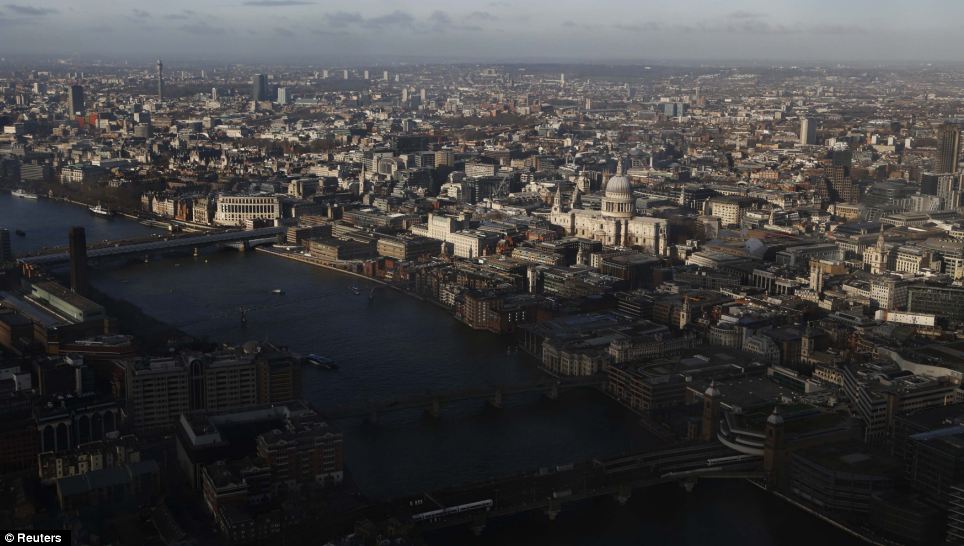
[604,175,632,199]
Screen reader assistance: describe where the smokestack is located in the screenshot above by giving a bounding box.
[69,226,88,296]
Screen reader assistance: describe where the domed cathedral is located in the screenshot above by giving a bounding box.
[549,163,668,254]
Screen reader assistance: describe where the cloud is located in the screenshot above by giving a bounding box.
[165,13,190,20]
[727,10,766,19]
[317,9,488,34]
[323,11,363,26]
[614,22,664,32]
[5,4,56,16]
[468,11,499,21]
[312,28,352,37]
[131,9,150,18]
[242,0,313,5]
[363,10,414,29]
[606,17,866,37]
[273,26,293,36]
[180,21,225,35]
[429,11,451,26]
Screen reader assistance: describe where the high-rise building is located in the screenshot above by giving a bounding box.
[124,358,189,434]
[156,59,164,100]
[937,173,961,209]
[68,226,88,296]
[363,70,369,80]
[827,148,857,203]
[383,70,389,81]
[936,123,961,174]
[67,84,84,116]
[276,86,288,105]
[211,87,218,100]
[0,228,11,263]
[343,69,349,80]
[800,117,816,145]
[251,74,268,102]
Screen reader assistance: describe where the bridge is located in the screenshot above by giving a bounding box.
[372,442,763,535]
[317,376,603,422]
[17,227,285,267]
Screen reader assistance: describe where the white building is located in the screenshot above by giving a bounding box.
[214,194,281,227]
[549,173,667,254]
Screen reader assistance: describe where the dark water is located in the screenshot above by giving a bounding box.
[0,197,857,545]
[0,192,159,255]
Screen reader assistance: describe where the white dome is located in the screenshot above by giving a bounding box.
[767,407,784,426]
[605,175,632,198]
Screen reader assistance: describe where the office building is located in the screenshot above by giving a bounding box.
[256,414,344,487]
[252,74,268,102]
[276,86,288,105]
[800,117,816,145]
[936,123,961,174]
[124,358,190,435]
[827,148,857,203]
[213,194,281,227]
[67,84,84,115]
[0,228,11,263]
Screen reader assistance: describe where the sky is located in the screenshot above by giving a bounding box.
[1,0,963,64]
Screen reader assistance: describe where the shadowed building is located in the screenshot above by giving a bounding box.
[69,226,88,296]
[936,123,961,174]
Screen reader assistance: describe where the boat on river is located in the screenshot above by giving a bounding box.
[89,203,114,217]
[304,354,338,370]
[11,189,38,199]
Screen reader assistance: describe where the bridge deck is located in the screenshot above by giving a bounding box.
[18,227,284,266]
[318,376,603,419]
[390,442,763,530]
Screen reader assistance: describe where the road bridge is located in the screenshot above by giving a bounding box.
[18,227,284,267]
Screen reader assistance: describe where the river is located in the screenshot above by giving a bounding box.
[0,193,858,545]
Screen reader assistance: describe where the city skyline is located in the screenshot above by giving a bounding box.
[2,0,964,63]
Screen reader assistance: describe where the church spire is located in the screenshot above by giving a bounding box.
[552,181,563,211]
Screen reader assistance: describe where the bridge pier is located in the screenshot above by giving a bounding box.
[469,515,486,536]
[489,388,503,410]
[428,398,441,419]
[546,383,559,401]
[680,477,698,493]
[614,484,632,505]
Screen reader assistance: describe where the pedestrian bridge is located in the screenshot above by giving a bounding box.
[317,375,604,422]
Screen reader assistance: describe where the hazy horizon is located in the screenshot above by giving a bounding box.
[1,0,963,65]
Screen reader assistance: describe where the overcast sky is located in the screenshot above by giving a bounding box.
[1,0,963,64]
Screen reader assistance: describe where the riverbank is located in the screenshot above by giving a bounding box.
[257,243,883,544]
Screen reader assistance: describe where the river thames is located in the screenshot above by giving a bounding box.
[0,192,858,545]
